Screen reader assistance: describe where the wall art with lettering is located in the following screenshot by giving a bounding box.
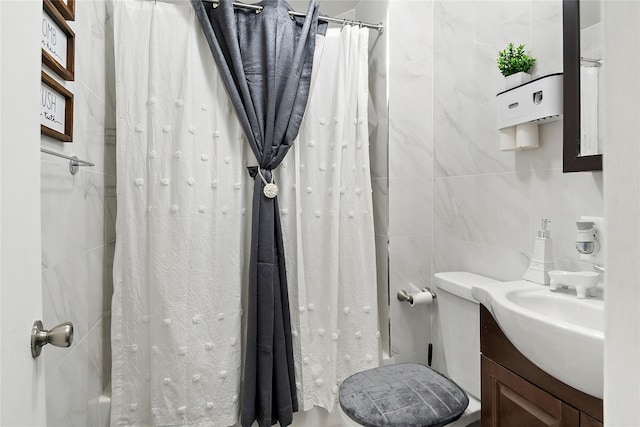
[42,0,75,81]
[51,0,75,21]
[41,72,74,142]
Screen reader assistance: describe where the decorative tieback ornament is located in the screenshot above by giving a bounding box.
[257,167,278,199]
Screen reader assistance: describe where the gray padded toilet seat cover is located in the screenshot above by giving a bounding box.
[339,363,469,427]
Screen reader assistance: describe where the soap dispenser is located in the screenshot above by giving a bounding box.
[523,218,554,285]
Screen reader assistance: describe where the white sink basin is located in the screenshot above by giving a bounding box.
[471,280,604,398]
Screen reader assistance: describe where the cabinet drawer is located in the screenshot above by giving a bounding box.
[581,413,603,427]
[482,355,580,427]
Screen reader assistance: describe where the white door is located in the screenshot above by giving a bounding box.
[0,1,48,425]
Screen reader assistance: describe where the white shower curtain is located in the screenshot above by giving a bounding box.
[111,2,378,425]
[278,26,379,412]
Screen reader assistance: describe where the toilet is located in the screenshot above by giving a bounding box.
[338,272,499,427]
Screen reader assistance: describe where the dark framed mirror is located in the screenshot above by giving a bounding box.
[563,0,603,172]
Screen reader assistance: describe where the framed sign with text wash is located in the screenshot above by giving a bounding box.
[41,72,74,142]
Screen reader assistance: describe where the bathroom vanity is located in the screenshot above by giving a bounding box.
[480,306,603,426]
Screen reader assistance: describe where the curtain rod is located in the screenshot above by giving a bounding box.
[201,0,384,33]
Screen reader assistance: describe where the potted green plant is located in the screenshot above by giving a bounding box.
[497,43,536,89]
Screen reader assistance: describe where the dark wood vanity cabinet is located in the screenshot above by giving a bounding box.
[480,306,603,427]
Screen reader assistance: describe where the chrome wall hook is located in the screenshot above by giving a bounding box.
[31,320,73,358]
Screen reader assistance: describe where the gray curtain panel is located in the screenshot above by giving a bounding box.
[190,1,326,426]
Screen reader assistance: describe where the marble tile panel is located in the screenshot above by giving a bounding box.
[334,8,356,21]
[434,173,531,252]
[369,111,389,179]
[43,244,112,344]
[41,161,86,269]
[73,81,112,176]
[389,1,433,64]
[42,262,88,346]
[474,0,531,40]
[355,0,388,25]
[104,175,117,244]
[389,177,432,237]
[581,22,604,60]
[45,320,102,427]
[76,82,115,177]
[428,300,447,374]
[530,168,604,261]
[290,406,342,427]
[388,233,433,355]
[105,0,116,119]
[530,119,563,170]
[368,34,387,84]
[433,39,477,121]
[103,242,115,314]
[392,350,429,366]
[367,23,389,180]
[434,102,531,177]
[432,235,530,282]
[531,0,563,77]
[41,163,114,269]
[389,118,433,179]
[474,11,531,106]
[375,234,390,354]
[372,177,389,236]
[87,319,105,427]
[388,234,433,295]
[73,0,110,104]
[389,59,432,122]
[433,109,472,177]
[99,312,112,392]
[85,170,116,248]
[433,1,475,51]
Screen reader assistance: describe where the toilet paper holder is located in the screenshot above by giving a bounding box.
[397,288,437,304]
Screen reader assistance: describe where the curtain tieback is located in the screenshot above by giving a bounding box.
[254,166,278,199]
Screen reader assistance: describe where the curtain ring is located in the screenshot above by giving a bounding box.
[341,19,347,31]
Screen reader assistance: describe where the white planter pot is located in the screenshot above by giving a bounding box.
[505,72,532,90]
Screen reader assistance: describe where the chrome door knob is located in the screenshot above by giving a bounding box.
[31,320,73,358]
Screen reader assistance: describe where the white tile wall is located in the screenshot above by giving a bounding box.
[387,0,435,363]
[41,1,115,425]
[389,119,433,179]
[430,0,603,372]
[378,0,604,372]
[603,1,640,424]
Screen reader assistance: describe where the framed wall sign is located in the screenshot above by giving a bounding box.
[41,72,74,142]
[42,0,75,81]
[51,0,75,21]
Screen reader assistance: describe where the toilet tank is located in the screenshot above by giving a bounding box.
[434,272,500,400]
